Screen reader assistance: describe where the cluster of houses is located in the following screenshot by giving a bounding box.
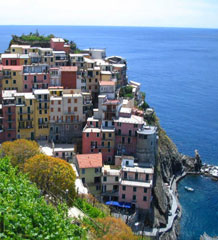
[0,37,158,213]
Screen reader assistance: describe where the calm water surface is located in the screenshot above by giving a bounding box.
[0,25,218,239]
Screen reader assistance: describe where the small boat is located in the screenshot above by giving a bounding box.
[184,186,194,192]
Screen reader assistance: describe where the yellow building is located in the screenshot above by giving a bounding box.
[10,45,31,54]
[33,89,50,140]
[2,66,23,91]
[76,153,103,196]
[15,92,36,140]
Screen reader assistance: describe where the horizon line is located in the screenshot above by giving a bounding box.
[0,24,218,30]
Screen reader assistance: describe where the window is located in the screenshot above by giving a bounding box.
[51,58,53,62]
[13,72,16,76]
[58,108,61,112]
[122,186,126,191]
[97,133,100,137]
[68,99,71,103]
[95,168,99,173]
[146,174,149,181]
[24,76,27,80]
[96,185,101,190]
[34,76,37,82]
[128,138,131,144]
[115,176,119,182]
[118,129,121,136]
[101,141,104,146]
[144,188,147,193]
[39,110,42,114]
[44,75,47,80]
[30,100,32,105]
[24,84,27,89]
[129,130,132,136]
[82,169,85,174]
[74,99,77,103]
[95,78,97,82]
[134,124,138,128]
[89,79,91,83]
[82,178,85,184]
[133,195,136,201]
[74,107,77,112]
[135,173,138,180]
[133,187,137,192]
[109,133,112,138]
[58,100,61,105]
[122,137,125,144]
[143,196,147,201]
[5,80,8,84]
[99,149,101,153]
[86,133,89,137]
[122,194,125,199]
[144,135,147,139]
[107,142,110,148]
[124,172,127,179]
[103,176,107,182]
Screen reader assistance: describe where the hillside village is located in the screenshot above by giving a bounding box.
[0,34,158,222]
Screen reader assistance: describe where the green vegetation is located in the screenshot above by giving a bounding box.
[0,157,86,239]
[9,31,80,52]
[74,197,106,218]
[119,86,134,98]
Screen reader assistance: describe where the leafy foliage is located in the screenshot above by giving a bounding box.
[1,139,40,169]
[12,31,55,42]
[0,157,86,239]
[74,197,106,218]
[119,86,134,98]
[23,154,76,206]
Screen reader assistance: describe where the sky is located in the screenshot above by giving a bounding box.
[0,0,218,28]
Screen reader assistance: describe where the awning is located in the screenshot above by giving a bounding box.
[105,201,132,209]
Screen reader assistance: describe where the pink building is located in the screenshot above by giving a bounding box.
[23,73,50,92]
[114,113,144,155]
[118,157,154,210]
[82,117,115,164]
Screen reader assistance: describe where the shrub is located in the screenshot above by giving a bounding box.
[1,139,40,169]
[23,154,76,206]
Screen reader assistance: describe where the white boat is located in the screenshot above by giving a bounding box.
[184,186,194,192]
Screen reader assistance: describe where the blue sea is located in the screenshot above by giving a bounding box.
[0,26,218,239]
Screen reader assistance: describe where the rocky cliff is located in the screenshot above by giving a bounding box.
[145,113,202,239]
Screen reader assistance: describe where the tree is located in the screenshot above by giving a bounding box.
[95,216,139,240]
[0,156,86,239]
[23,154,76,206]
[1,139,40,169]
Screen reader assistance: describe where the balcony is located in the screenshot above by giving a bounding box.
[38,123,49,129]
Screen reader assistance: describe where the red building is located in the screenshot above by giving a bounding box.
[0,91,16,142]
[1,54,21,66]
[60,66,77,89]
[50,38,65,51]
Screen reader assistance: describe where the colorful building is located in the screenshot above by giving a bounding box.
[76,153,103,196]
[60,66,77,89]
[118,157,154,211]
[1,65,23,91]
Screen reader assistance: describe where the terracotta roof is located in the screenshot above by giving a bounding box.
[3,65,23,71]
[99,81,115,86]
[76,153,102,169]
[60,66,77,72]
